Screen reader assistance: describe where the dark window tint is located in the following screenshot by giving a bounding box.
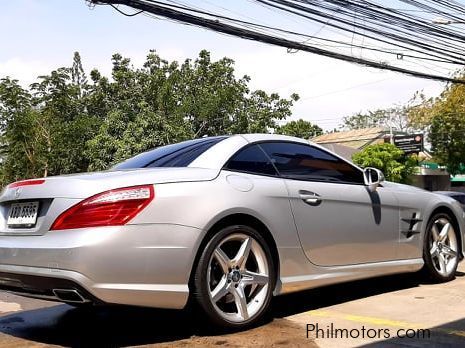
[225,145,278,176]
[452,195,465,205]
[113,136,228,170]
[259,142,364,184]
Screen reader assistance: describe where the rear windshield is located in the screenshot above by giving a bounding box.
[113,136,228,170]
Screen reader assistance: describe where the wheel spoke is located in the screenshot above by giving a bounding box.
[442,244,457,258]
[431,225,440,241]
[430,243,438,256]
[242,270,269,286]
[214,247,231,274]
[438,253,447,274]
[231,285,249,320]
[211,277,230,303]
[439,223,451,242]
[233,237,252,269]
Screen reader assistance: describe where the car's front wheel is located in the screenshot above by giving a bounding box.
[422,213,459,282]
[193,225,275,329]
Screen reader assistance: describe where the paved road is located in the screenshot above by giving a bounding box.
[0,265,465,347]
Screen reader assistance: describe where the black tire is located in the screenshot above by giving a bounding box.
[193,225,276,329]
[422,213,459,283]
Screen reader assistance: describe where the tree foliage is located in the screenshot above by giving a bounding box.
[341,105,415,132]
[275,118,322,139]
[0,50,299,184]
[410,72,465,175]
[352,143,418,183]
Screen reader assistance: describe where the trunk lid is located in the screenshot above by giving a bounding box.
[0,167,219,202]
[0,167,219,235]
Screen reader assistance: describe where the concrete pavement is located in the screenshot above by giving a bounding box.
[0,265,464,346]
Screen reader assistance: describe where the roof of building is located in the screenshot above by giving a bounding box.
[311,127,388,149]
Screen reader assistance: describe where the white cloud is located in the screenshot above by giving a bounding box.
[0,58,57,86]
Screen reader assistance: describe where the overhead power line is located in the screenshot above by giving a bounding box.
[109,3,144,16]
[89,0,465,84]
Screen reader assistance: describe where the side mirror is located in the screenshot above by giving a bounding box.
[363,167,385,192]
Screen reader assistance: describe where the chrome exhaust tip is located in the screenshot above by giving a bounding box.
[52,289,90,303]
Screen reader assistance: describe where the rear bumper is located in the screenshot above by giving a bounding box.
[0,223,203,309]
[0,269,99,304]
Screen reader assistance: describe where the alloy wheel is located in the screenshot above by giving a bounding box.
[206,233,270,323]
[429,217,458,277]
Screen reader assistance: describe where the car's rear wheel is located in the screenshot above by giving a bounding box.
[422,213,459,282]
[193,225,275,329]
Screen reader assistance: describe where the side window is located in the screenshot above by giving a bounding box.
[225,145,278,176]
[259,142,364,184]
[453,195,465,205]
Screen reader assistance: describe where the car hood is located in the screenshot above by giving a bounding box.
[0,167,219,201]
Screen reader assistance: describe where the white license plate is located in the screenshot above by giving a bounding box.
[7,202,39,227]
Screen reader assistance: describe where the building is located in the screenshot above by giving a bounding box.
[312,127,450,191]
[312,127,389,149]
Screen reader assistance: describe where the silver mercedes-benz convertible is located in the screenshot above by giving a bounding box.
[0,134,463,328]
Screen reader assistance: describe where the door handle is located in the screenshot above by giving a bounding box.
[298,190,322,206]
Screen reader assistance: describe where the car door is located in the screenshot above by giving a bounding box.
[259,141,399,266]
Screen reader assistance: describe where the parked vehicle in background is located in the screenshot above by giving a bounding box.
[0,134,463,329]
[435,191,465,211]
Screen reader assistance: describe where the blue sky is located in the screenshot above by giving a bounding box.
[0,0,446,130]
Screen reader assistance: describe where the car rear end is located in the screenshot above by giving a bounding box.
[0,169,217,309]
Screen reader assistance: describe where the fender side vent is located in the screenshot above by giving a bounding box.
[401,218,423,224]
[401,230,421,238]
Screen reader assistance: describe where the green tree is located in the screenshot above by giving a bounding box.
[413,71,465,175]
[71,52,88,98]
[0,50,299,182]
[29,53,102,177]
[275,119,322,139]
[86,50,298,170]
[341,105,414,132]
[352,143,418,183]
[0,78,40,183]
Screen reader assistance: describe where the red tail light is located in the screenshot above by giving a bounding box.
[51,185,155,230]
[9,179,45,188]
